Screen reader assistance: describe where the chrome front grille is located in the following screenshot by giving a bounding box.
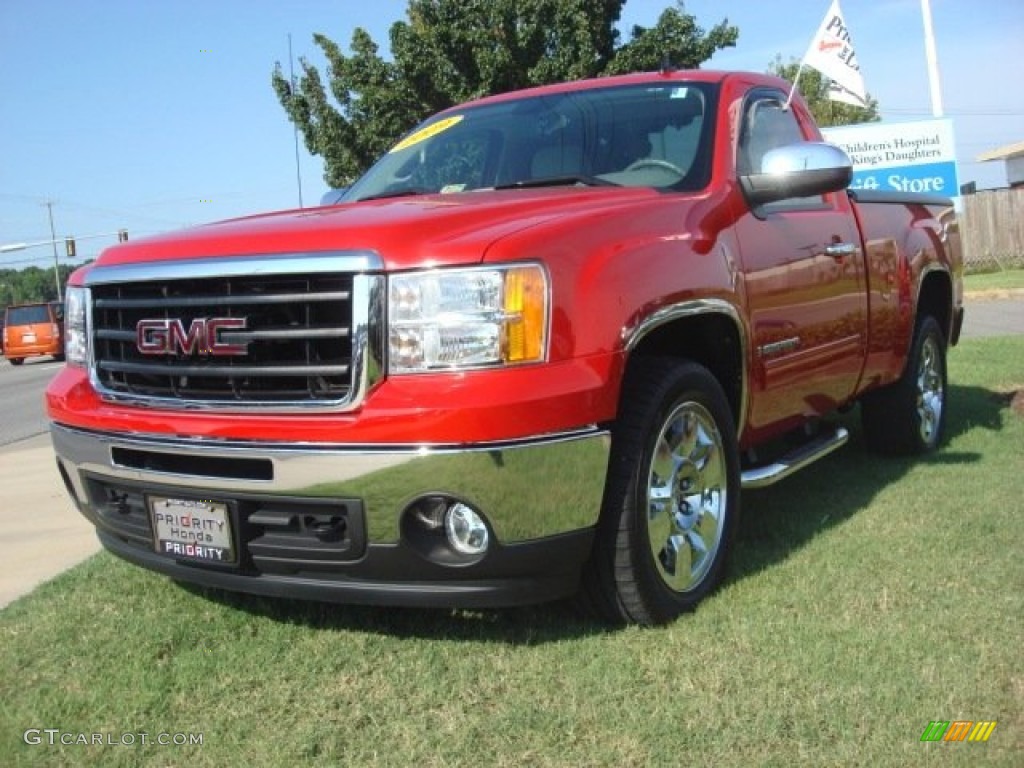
[84,253,383,410]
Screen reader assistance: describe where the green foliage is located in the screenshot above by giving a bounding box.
[769,56,879,128]
[0,264,78,308]
[605,4,738,75]
[272,1,738,187]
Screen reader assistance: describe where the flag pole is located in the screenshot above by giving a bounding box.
[784,61,806,111]
[920,0,943,117]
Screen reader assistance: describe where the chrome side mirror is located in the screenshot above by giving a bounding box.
[740,142,853,206]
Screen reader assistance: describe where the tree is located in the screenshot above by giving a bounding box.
[769,57,879,128]
[272,0,738,187]
[0,264,81,308]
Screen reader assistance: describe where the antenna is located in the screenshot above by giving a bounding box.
[288,33,304,208]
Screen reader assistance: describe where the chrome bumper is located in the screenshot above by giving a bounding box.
[50,423,610,544]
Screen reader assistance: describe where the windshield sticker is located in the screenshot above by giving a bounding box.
[440,183,466,194]
[389,115,464,153]
[670,87,690,99]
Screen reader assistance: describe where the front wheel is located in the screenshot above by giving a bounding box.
[9,358,24,366]
[861,315,948,454]
[582,358,740,625]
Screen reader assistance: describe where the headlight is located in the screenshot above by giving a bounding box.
[388,264,548,373]
[64,285,89,367]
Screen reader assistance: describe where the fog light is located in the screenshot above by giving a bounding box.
[444,503,489,555]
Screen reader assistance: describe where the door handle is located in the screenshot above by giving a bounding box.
[824,242,857,258]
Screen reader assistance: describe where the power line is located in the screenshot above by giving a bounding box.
[879,108,1024,117]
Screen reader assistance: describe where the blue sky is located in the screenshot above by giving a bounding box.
[2,0,1022,269]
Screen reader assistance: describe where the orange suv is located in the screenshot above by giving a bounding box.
[3,301,65,365]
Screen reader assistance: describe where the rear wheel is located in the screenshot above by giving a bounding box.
[582,358,740,625]
[9,358,23,366]
[861,315,947,454]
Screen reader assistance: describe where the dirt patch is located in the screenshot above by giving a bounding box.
[996,388,1024,416]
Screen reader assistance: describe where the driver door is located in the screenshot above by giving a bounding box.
[734,91,868,433]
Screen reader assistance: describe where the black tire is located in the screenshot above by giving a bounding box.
[581,358,740,625]
[861,315,947,455]
[9,358,24,366]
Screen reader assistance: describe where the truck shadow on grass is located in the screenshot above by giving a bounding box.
[174,582,604,644]
[178,382,1012,642]
[731,382,1011,583]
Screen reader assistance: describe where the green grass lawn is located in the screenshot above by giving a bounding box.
[963,267,1024,294]
[2,337,1022,767]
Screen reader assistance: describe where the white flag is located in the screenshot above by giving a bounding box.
[827,81,866,108]
[802,0,868,108]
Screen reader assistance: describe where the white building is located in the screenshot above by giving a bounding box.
[977,141,1024,188]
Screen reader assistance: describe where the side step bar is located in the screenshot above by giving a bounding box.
[741,426,849,490]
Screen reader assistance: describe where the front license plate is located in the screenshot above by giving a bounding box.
[22,333,36,342]
[149,496,234,564]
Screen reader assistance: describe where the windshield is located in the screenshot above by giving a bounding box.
[345,81,715,202]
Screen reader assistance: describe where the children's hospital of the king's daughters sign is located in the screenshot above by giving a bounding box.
[822,118,960,202]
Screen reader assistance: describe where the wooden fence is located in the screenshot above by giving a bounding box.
[960,187,1024,272]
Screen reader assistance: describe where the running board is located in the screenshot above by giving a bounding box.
[741,427,849,489]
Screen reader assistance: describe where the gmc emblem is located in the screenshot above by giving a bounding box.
[136,317,249,356]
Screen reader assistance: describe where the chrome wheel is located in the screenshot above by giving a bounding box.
[916,335,944,445]
[646,401,727,593]
[582,358,739,625]
[861,315,948,456]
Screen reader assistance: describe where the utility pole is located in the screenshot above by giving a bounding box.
[289,33,304,208]
[43,200,62,302]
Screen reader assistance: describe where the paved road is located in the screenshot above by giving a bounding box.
[0,296,1021,610]
[0,356,62,447]
[959,295,1024,339]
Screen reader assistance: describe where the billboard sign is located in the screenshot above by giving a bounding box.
[822,118,959,202]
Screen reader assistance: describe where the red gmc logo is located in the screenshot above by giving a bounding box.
[136,317,249,356]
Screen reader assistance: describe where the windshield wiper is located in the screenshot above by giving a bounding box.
[494,175,618,190]
[356,187,433,202]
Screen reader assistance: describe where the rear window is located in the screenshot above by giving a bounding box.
[6,304,51,325]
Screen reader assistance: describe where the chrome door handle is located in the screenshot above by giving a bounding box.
[824,242,856,258]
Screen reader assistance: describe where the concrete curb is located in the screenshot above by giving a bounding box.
[0,434,100,610]
[964,287,1024,301]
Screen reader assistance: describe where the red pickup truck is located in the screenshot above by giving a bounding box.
[47,70,962,624]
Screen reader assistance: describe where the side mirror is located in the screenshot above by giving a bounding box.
[740,142,853,207]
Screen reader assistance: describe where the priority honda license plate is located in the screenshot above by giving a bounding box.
[149,496,234,564]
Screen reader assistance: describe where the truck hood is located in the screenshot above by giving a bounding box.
[92,187,661,271]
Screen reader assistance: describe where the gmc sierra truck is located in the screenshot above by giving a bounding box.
[47,70,963,625]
